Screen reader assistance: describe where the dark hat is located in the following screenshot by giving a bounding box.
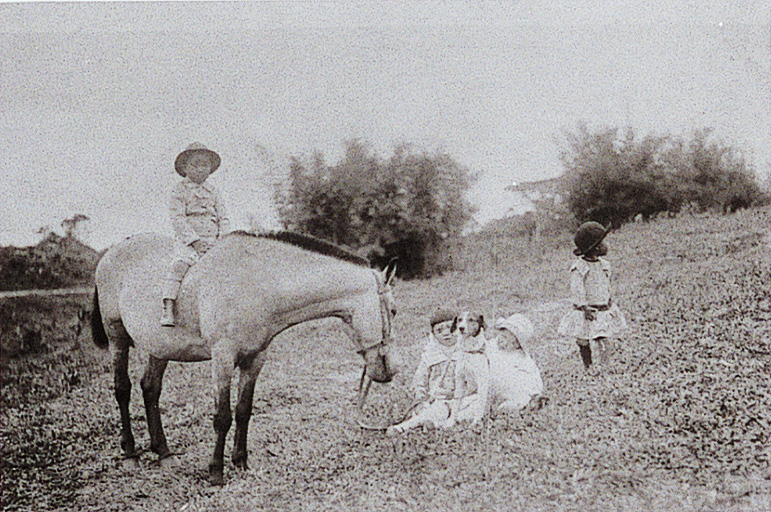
[573,221,610,256]
[174,143,221,177]
[430,308,456,327]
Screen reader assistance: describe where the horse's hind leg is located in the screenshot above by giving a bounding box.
[232,352,267,470]
[112,340,137,459]
[140,355,171,460]
[208,344,236,485]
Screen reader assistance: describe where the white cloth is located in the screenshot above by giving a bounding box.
[486,335,544,411]
[558,256,628,340]
[453,333,490,425]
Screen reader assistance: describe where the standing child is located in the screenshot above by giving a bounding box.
[160,143,230,326]
[558,221,627,374]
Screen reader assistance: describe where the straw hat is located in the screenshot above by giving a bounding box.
[573,221,610,256]
[174,142,221,177]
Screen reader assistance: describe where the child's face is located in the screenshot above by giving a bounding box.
[185,154,213,184]
[432,320,456,347]
[496,329,522,351]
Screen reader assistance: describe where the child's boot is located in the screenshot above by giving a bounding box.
[160,298,176,326]
[160,261,188,327]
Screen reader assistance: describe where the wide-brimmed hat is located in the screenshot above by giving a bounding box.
[430,308,456,328]
[174,142,221,177]
[573,221,610,256]
[494,314,534,344]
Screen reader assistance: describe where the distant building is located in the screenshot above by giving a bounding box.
[504,176,569,242]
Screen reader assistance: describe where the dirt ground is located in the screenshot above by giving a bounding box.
[2,207,770,512]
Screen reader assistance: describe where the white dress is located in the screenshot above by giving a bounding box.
[558,256,628,340]
[487,336,544,411]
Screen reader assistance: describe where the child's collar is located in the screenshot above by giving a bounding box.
[184,177,212,189]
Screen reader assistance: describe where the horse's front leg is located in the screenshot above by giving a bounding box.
[209,343,236,485]
[140,355,171,460]
[232,352,267,470]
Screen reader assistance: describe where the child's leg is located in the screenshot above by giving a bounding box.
[387,401,451,434]
[576,338,592,369]
[594,337,609,366]
[162,260,191,301]
[160,249,195,326]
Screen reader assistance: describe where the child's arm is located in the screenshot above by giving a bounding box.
[169,183,200,246]
[213,187,231,236]
[569,262,596,320]
[410,355,431,404]
[569,264,587,308]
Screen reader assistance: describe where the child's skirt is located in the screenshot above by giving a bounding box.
[558,303,628,340]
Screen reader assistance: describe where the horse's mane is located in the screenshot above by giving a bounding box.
[229,230,370,267]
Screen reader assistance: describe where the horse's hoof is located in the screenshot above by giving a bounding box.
[233,459,248,471]
[209,466,225,486]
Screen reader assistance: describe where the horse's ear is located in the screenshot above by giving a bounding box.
[383,258,398,286]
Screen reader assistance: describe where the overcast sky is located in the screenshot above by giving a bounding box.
[1,1,769,249]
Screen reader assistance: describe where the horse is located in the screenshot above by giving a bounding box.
[90,230,397,485]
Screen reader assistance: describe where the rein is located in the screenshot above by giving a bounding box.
[357,270,393,355]
[355,271,394,414]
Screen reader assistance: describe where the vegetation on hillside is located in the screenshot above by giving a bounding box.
[558,125,768,227]
[1,205,768,511]
[276,140,477,279]
[0,233,99,292]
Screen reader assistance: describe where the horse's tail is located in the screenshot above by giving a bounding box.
[91,287,109,349]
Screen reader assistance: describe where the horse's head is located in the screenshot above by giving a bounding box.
[357,261,398,407]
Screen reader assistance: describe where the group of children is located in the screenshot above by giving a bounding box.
[385,308,549,435]
[387,218,628,434]
[160,143,627,432]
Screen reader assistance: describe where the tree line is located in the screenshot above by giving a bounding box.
[275,127,766,278]
[559,125,767,227]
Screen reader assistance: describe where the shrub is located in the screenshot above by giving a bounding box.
[559,124,767,227]
[277,140,477,279]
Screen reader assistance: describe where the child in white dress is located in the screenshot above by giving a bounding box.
[558,221,627,374]
[488,314,544,411]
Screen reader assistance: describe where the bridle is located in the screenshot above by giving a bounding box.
[357,270,393,357]
[355,269,396,419]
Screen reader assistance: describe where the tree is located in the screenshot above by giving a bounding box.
[61,214,90,241]
[559,124,766,227]
[277,140,477,278]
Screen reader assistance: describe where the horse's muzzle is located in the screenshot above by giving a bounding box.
[360,344,396,384]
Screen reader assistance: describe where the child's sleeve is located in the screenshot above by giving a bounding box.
[569,262,588,307]
[170,184,200,246]
[411,354,430,403]
[214,187,230,236]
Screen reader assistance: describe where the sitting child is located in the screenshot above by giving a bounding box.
[387,309,491,435]
[487,314,544,412]
[452,315,490,426]
[160,143,230,326]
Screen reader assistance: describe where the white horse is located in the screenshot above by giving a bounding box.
[91,231,397,485]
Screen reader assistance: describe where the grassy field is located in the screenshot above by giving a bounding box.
[1,206,769,511]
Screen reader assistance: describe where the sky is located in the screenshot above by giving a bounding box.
[1,1,769,250]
